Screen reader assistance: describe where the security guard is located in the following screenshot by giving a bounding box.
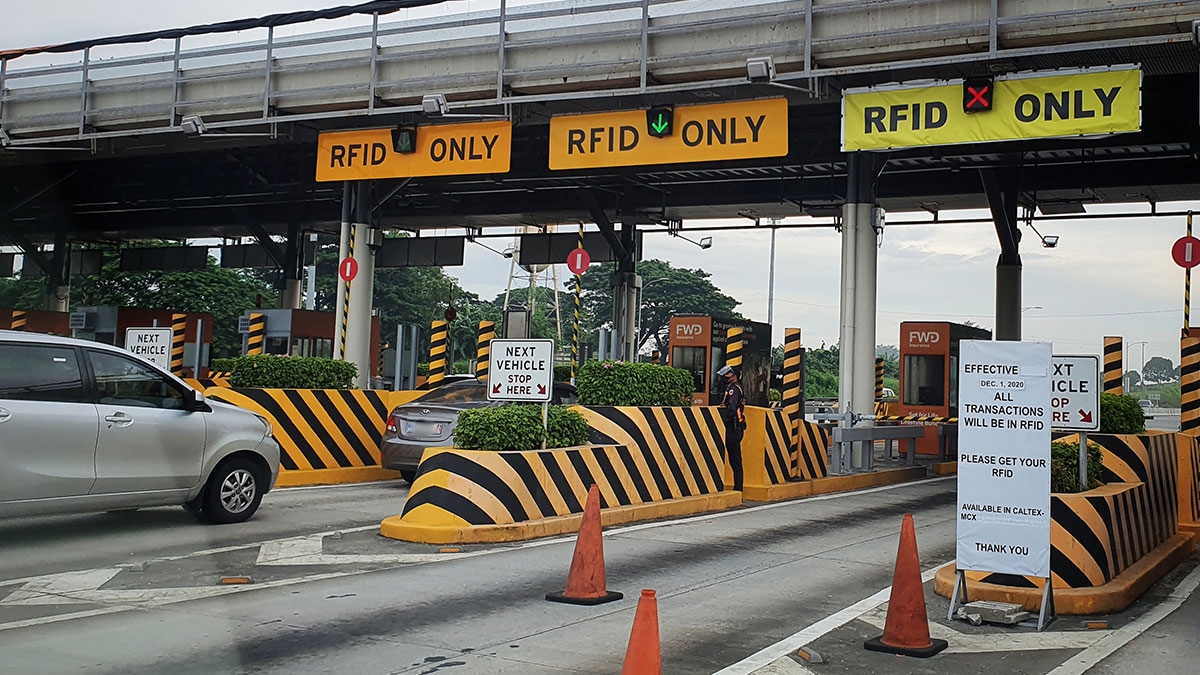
[717,365,746,491]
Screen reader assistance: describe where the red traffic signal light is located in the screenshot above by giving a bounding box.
[963,78,993,113]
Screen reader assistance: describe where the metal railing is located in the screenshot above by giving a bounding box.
[0,0,1191,146]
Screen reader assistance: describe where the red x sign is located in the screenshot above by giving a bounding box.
[963,77,994,113]
[966,86,989,108]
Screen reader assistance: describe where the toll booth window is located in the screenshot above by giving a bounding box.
[671,346,707,394]
[949,355,959,409]
[316,339,333,359]
[708,346,726,397]
[903,355,945,407]
[266,336,289,355]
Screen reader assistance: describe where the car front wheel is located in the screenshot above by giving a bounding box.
[202,458,264,524]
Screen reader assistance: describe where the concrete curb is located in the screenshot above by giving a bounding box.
[380,490,743,544]
[741,466,927,501]
[275,466,402,487]
[933,532,1197,614]
[930,461,957,475]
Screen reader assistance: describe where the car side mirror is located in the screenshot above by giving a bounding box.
[187,389,211,412]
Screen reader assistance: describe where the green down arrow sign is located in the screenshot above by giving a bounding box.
[646,105,674,138]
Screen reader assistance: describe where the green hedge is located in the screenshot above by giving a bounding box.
[769,388,782,402]
[1100,393,1146,434]
[454,405,589,451]
[554,364,573,383]
[210,358,237,373]
[1050,439,1104,493]
[576,360,694,407]
[227,355,357,389]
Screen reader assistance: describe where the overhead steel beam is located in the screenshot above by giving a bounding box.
[579,188,628,267]
[236,210,289,269]
[980,166,1022,266]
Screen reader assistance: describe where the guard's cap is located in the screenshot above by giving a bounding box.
[716,365,733,377]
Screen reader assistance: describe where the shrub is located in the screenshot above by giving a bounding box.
[416,362,430,376]
[1050,439,1104,493]
[576,360,695,407]
[452,360,470,375]
[210,358,237,373]
[228,355,357,389]
[769,388,782,402]
[554,364,574,383]
[1100,393,1146,434]
[454,405,590,451]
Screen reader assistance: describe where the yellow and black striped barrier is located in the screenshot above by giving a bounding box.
[726,326,743,369]
[875,357,884,400]
[1178,434,1200,530]
[425,320,449,388]
[476,320,495,382]
[1182,336,1200,434]
[9,310,26,331]
[245,313,265,355]
[1103,336,1123,395]
[205,387,410,486]
[170,313,187,376]
[781,328,804,468]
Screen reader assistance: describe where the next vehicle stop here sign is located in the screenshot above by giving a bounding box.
[487,339,554,402]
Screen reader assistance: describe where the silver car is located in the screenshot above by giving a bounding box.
[0,330,281,523]
[381,378,578,482]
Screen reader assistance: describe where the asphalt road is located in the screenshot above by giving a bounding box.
[0,476,1195,674]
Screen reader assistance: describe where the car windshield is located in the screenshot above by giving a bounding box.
[416,380,487,404]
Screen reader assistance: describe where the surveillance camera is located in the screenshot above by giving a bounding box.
[180,114,207,136]
[746,56,775,84]
[1042,235,1059,248]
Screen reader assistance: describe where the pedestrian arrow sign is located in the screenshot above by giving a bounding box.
[1051,354,1100,431]
[487,339,555,402]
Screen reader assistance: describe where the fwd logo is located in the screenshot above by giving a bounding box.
[908,331,940,344]
[676,323,704,337]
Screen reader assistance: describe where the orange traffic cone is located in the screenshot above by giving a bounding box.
[621,590,662,675]
[863,513,948,658]
[546,484,623,605]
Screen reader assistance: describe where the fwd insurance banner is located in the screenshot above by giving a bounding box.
[957,340,1052,578]
[842,65,1140,151]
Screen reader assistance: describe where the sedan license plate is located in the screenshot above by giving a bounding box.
[404,421,444,437]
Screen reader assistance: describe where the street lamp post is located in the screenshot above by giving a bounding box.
[1126,341,1148,394]
[636,278,669,360]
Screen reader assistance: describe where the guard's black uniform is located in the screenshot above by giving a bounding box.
[721,379,746,491]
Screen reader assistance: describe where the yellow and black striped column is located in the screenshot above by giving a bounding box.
[425,320,449,389]
[781,327,803,437]
[476,320,495,382]
[170,313,187,375]
[726,326,744,370]
[338,221,357,360]
[1186,211,1193,337]
[9,310,26,331]
[1103,336,1123,395]
[572,222,583,381]
[1183,336,1200,434]
[874,357,884,400]
[245,313,265,355]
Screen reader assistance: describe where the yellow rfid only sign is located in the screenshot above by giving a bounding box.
[549,98,788,170]
[842,66,1140,152]
[316,121,511,182]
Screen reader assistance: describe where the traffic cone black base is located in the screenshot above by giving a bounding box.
[863,636,947,658]
[545,590,624,605]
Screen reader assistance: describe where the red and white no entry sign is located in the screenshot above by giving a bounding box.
[566,247,591,275]
[1172,236,1200,269]
[339,256,359,282]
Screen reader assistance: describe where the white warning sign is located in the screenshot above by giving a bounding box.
[957,340,1052,578]
[1051,354,1100,431]
[487,339,554,402]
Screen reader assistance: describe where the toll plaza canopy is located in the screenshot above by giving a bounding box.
[0,0,1197,244]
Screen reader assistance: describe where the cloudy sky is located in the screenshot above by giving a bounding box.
[3,1,1191,371]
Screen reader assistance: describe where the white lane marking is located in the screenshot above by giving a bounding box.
[1045,562,1200,675]
[711,564,944,675]
[255,534,469,566]
[1,569,121,605]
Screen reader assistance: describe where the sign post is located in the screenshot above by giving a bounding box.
[952,340,1054,629]
[123,327,174,370]
[487,339,556,448]
[1051,355,1100,491]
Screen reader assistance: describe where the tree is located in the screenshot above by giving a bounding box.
[805,345,839,398]
[1124,370,1141,389]
[579,259,741,356]
[1142,356,1176,384]
[876,345,899,379]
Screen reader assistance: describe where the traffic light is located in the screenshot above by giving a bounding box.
[646,105,674,138]
[963,77,993,113]
[392,125,418,154]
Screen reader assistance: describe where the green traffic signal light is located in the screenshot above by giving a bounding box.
[646,105,674,138]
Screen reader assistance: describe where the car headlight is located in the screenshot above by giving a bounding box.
[255,414,273,439]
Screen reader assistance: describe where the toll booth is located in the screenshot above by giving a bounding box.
[898,321,991,455]
[69,306,213,375]
[240,309,381,375]
[1,309,70,335]
[668,315,771,407]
